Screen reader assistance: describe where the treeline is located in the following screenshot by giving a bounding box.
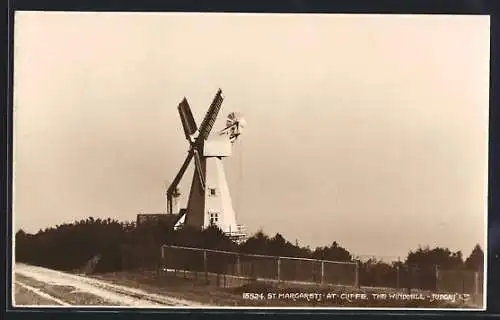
[15,217,484,289]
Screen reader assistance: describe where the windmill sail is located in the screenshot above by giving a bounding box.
[193,149,206,190]
[178,98,198,141]
[197,89,224,141]
[167,152,194,195]
[166,151,194,214]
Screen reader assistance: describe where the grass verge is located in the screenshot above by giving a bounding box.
[91,271,480,308]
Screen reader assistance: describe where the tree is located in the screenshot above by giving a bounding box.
[465,244,484,271]
[359,258,398,287]
[311,241,352,262]
[406,246,464,269]
[404,246,465,290]
[239,230,270,255]
[201,225,238,251]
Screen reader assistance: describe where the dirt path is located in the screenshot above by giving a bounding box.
[14,264,205,307]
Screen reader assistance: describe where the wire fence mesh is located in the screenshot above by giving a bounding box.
[437,269,483,295]
[118,243,483,306]
[160,245,359,288]
[155,244,483,300]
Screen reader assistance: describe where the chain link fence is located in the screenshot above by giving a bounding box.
[354,256,483,295]
[160,245,358,288]
[159,245,482,298]
[437,268,483,303]
[118,244,483,304]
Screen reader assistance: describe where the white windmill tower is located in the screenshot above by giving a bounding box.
[166,89,246,241]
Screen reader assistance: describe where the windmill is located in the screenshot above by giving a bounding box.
[166,89,246,240]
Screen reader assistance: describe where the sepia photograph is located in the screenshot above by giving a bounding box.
[12,12,489,310]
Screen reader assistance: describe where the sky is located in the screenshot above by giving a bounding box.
[13,12,490,260]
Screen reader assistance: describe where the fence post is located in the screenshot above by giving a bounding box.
[251,261,255,280]
[277,257,281,284]
[236,254,241,276]
[204,249,208,284]
[159,246,164,279]
[396,257,400,289]
[474,271,480,304]
[434,265,439,291]
[408,265,414,293]
[321,260,325,285]
[461,270,465,294]
[355,260,360,288]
